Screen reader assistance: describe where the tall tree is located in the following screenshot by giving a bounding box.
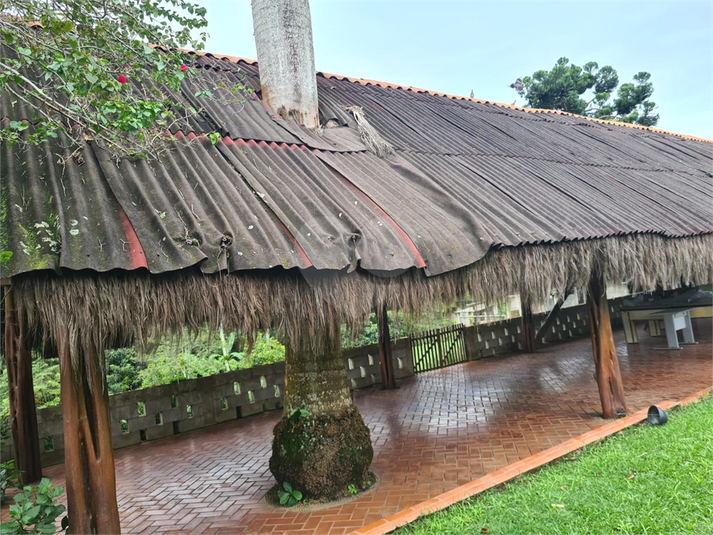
[512,57,659,127]
[252,0,374,500]
[251,0,319,129]
[269,324,373,501]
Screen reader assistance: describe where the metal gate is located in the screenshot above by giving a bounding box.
[409,324,466,373]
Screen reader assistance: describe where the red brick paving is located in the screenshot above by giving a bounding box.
[13,320,713,534]
[354,387,712,535]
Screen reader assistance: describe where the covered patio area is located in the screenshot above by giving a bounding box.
[32,319,712,535]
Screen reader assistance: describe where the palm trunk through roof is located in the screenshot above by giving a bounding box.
[251,0,319,129]
[269,323,373,500]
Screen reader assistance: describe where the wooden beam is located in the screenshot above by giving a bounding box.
[533,290,573,347]
[57,333,121,534]
[3,285,42,484]
[376,304,397,389]
[587,275,627,419]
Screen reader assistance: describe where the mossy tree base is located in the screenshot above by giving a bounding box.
[269,405,373,500]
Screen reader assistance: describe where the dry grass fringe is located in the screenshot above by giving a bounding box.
[344,105,395,158]
[12,233,713,388]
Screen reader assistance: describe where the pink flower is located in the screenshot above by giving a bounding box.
[117,74,127,85]
[180,64,187,72]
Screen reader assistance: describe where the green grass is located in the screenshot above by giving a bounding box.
[395,396,713,535]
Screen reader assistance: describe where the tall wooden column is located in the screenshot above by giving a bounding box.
[3,283,42,484]
[57,333,121,534]
[376,304,397,389]
[521,301,536,353]
[586,275,627,419]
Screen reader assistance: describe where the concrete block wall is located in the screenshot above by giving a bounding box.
[465,297,625,359]
[343,338,413,389]
[2,341,414,467]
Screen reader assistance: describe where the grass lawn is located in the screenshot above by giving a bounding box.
[395,395,713,535]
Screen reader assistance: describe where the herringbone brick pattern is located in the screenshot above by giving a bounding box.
[27,320,713,533]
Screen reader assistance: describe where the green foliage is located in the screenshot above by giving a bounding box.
[0,374,8,416]
[396,396,713,535]
[28,359,59,408]
[347,483,358,495]
[0,0,251,158]
[0,329,285,415]
[0,357,60,410]
[515,57,659,126]
[342,309,456,349]
[1,408,21,507]
[239,332,285,368]
[138,330,285,388]
[209,327,241,372]
[0,459,20,507]
[342,313,385,348]
[278,481,303,507]
[105,348,145,395]
[138,346,225,388]
[0,478,68,534]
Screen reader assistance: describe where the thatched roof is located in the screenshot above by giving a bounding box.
[11,233,713,358]
[3,50,713,350]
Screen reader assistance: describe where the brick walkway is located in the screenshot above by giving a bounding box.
[33,320,713,534]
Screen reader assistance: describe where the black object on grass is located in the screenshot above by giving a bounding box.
[647,405,668,425]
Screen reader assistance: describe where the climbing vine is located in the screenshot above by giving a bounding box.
[0,0,246,159]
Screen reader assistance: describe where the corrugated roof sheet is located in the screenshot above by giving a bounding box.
[2,52,712,279]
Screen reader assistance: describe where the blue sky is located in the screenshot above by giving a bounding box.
[197,1,712,139]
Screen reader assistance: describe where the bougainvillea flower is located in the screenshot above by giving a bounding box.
[180,65,187,72]
[117,74,127,85]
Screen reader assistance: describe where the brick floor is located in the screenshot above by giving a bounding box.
[354,388,712,535]
[18,320,713,533]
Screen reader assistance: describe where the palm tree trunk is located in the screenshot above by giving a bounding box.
[269,323,373,500]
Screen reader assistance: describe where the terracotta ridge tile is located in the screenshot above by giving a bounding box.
[315,71,711,144]
[68,43,712,144]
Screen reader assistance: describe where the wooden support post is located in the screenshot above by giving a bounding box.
[586,275,627,419]
[3,284,42,484]
[376,304,397,389]
[521,301,536,353]
[57,334,121,534]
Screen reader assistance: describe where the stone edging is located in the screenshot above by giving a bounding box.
[348,386,713,535]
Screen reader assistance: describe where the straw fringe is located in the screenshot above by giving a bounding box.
[13,233,713,386]
[344,105,395,158]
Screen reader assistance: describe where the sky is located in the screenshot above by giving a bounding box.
[196,0,712,140]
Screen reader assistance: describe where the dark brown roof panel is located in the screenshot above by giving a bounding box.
[91,135,311,274]
[3,51,712,281]
[219,139,423,272]
[316,151,490,275]
[1,127,145,276]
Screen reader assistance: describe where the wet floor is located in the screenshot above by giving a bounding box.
[34,319,713,534]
